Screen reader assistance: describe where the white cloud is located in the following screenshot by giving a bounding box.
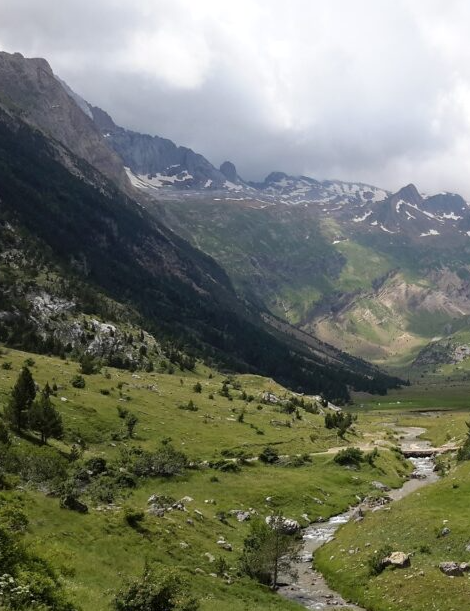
[3,0,470,196]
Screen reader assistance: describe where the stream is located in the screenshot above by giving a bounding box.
[278,426,440,610]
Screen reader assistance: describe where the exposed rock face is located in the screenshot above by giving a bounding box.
[89,105,242,190]
[0,51,129,190]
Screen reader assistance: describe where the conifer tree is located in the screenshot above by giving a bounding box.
[4,366,36,431]
[29,391,63,444]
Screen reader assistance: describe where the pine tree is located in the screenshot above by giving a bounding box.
[29,392,63,444]
[4,366,36,431]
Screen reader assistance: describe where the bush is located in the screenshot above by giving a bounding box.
[114,565,198,611]
[193,382,202,393]
[117,405,129,419]
[71,374,86,388]
[368,545,392,576]
[130,445,188,478]
[79,353,101,375]
[178,400,198,412]
[0,522,74,610]
[334,447,364,467]
[259,446,279,464]
[85,456,107,475]
[324,411,355,437]
[4,445,68,485]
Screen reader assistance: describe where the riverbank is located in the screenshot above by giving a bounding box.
[279,425,440,610]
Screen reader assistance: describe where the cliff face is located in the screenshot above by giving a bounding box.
[0,51,130,191]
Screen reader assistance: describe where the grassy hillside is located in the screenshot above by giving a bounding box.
[0,346,410,611]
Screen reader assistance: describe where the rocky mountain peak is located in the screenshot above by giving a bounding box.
[393,183,422,205]
[264,171,290,185]
[220,161,238,183]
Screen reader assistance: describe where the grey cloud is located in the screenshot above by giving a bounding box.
[2,0,470,196]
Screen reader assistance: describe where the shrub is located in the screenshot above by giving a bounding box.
[193,382,202,393]
[366,447,379,466]
[214,556,229,577]
[334,447,364,467]
[368,545,392,576]
[178,400,198,412]
[210,460,241,473]
[324,411,355,437]
[130,445,188,478]
[71,374,86,388]
[4,445,68,485]
[79,353,101,375]
[85,456,107,475]
[117,405,129,419]
[259,446,279,464]
[114,565,198,611]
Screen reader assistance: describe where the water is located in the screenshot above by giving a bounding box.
[278,428,439,610]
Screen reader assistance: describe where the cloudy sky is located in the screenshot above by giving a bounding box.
[2,0,470,195]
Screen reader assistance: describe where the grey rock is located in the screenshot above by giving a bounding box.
[439,561,470,576]
[383,552,410,568]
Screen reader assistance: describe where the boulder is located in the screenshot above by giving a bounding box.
[147,506,165,517]
[217,538,233,551]
[383,552,410,568]
[371,481,390,492]
[229,509,251,522]
[262,392,279,404]
[439,561,470,576]
[266,515,301,534]
[440,527,451,537]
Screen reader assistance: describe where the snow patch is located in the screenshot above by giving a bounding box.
[440,212,462,220]
[353,211,372,223]
[224,180,243,192]
[420,229,440,237]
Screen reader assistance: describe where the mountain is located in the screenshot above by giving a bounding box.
[89,104,248,191]
[0,52,403,400]
[0,51,130,192]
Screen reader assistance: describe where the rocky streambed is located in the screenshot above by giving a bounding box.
[278,426,439,610]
